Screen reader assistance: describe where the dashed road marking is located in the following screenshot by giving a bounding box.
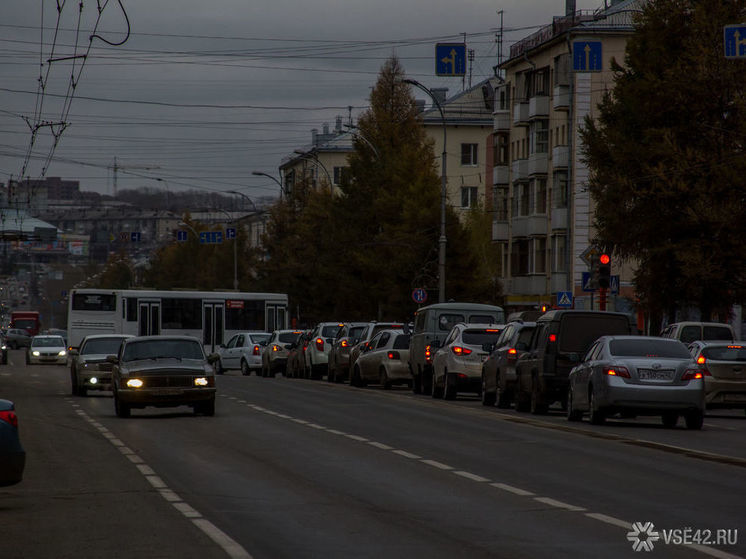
[421,459,453,471]
[454,471,490,483]
[534,497,586,512]
[490,483,534,496]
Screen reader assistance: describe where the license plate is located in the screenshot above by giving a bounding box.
[638,369,674,381]
[154,388,184,396]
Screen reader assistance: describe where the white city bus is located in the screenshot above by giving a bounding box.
[67,289,289,353]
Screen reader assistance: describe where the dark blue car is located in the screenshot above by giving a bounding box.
[0,399,25,486]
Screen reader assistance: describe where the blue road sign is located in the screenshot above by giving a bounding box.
[176,230,188,242]
[435,43,466,76]
[130,232,141,243]
[199,232,208,244]
[724,25,746,58]
[582,271,596,292]
[199,231,224,244]
[557,291,573,308]
[226,227,236,240]
[573,41,603,72]
[412,288,428,304]
[610,275,620,295]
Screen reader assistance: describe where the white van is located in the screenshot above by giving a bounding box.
[660,322,735,345]
[408,302,504,395]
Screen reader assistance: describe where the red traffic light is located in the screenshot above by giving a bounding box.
[599,253,610,265]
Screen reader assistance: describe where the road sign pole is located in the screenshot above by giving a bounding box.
[599,287,607,311]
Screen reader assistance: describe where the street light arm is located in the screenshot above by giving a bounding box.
[226,190,258,212]
[293,150,333,190]
[251,171,284,198]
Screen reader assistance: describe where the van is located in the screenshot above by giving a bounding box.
[514,310,636,414]
[408,302,505,394]
[659,322,735,345]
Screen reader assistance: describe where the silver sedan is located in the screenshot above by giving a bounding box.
[567,336,705,429]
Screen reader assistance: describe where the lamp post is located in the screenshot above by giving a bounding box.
[211,208,238,291]
[251,171,284,199]
[226,190,258,212]
[402,78,447,303]
[343,124,380,159]
[293,149,333,192]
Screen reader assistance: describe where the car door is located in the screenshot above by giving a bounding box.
[573,341,601,409]
[360,332,386,380]
[516,323,546,395]
[222,335,238,369]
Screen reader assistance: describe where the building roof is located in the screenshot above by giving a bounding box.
[0,209,59,240]
[418,76,501,126]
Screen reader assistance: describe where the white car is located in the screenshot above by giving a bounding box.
[26,335,68,366]
[351,329,411,389]
[305,322,344,379]
[432,323,503,399]
[215,332,271,376]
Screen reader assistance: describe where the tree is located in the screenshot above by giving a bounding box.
[580,0,746,323]
[95,251,136,288]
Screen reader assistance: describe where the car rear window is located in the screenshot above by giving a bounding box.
[469,314,500,325]
[320,325,342,338]
[372,324,403,337]
[609,339,690,359]
[278,332,302,343]
[701,345,746,361]
[393,335,410,349]
[438,314,465,331]
[559,315,631,353]
[462,329,502,346]
[702,326,734,341]
[249,333,271,344]
[349,326,366,340]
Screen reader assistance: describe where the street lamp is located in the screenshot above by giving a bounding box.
[226,190,258,212]
[402,78,447,303]
[251,171,284,199]
[343,124,380,159]
[293,149,333,191]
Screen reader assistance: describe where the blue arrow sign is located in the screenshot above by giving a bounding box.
[573,41,602,72]
[435,43,466,76]
[226,227,236,240]
[557,291,573,308]
[176,230,188,242]
[724,25,746,58]
[130,232,141,243]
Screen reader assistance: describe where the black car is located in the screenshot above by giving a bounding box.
[481,321,536,408]
[109,336,218,418]
[0,398,25,486]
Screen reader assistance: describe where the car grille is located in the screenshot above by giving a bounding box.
[142,376,194,388]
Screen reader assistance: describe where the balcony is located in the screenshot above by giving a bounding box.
[492,219,509,241]
[553,85,570,111]
[552,145,570,169]
[528,152,548,175]
[512,216,528,238]
[528,95,550,119]
[513,102,529,126]
[510,274,547,295]
[551,207,568,230]
[550,273,569,293]
[493,164,510,185]
[527,215,548,236]
[494,110,511,131]
[511,158,528,181]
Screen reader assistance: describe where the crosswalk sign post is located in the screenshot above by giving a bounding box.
[557,291,573,308]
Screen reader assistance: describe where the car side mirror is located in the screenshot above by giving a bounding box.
[106,355,119,364]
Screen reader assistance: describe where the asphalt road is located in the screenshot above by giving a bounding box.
[2,348,744,559]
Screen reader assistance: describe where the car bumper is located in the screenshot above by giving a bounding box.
[597,378,704,412]
[28,355,67,365]
[705,378,746,408]
[384,363,411,381]
[80,370,113,390]
[117,387,216,407]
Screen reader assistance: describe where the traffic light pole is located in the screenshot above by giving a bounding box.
[599,287,608,311]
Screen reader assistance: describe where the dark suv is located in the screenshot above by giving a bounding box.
[481,320,536,408]
[514,310,636,414]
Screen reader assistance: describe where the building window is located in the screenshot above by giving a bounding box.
[492,186,508,220]
[494,133,509,166]
[534,178,547,214]
[552,171,568,209]
[333,166,350,185]
[511,239,530,276]
[461,143,478,166]
[533,237,546,274]
[461,187,478,208]
[530,120,549,154]
[552,235,567,272]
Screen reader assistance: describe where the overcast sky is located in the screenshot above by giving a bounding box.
[1,0,604,204]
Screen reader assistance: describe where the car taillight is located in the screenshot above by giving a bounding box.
[253,345,261,356]
[425,344,432,363]
[341,340,348,348]
[696,356,712,376]
[549,334,557,343]
[606,366,630,378]
[507,348,518,359]
[387,351,400,360]
[0,410,18,428]
[272,344,280,352]
[682,368,703,381]
[451,346,472,356]
[315,338,324,351]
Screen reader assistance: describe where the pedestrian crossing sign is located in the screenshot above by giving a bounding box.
[557,291,573,308]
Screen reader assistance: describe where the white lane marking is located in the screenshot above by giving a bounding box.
[136,464,156,476]
[368,442,394,450]
[584,513,631,529]
[109,438,125,447]
[326,429,346,436]
[307,423,326,430]
[453,471,490,483]
[275,413,292,419]
[490,483,535,496]
[159,489,182,502]
[392,449,421,459]
[192,518,254,559]
[173,502,202,518]
[291,418,309,425]
[145,475,167,489]
[534,497,586,512]
[118,446,135,455]
[344,434,368,442]
[127,454,145,464]
[421,459,453,471]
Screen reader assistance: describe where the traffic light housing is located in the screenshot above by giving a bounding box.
[598,253,611,289]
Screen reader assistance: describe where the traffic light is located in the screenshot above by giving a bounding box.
[598,253,611,289]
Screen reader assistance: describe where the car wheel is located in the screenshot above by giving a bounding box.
[443,372,457,400]
[566,388,583,422]
[661,412,678,428]
[431,371,443,398]
[588,387,605,425]
[215,358,224,375]
[71,368,79,396]
[351,366,363,388]
[412,366,422,394]
[114,394,130,418]
[79,386,88,397]
[379,367,391,390]
[530,376,548,415]
[684,409,703,430]
[241,360,250,376]
[481,372,496,407]
[195,399,216,416]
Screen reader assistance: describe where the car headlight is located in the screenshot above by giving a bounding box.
[32,350,41,356]
[1,344,6,350]
[58,350,67,357]
[90,377,98,385]
[126,378,144,388]
[194,377,209,386]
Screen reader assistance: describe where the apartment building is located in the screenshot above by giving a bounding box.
[493,0,641,311]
